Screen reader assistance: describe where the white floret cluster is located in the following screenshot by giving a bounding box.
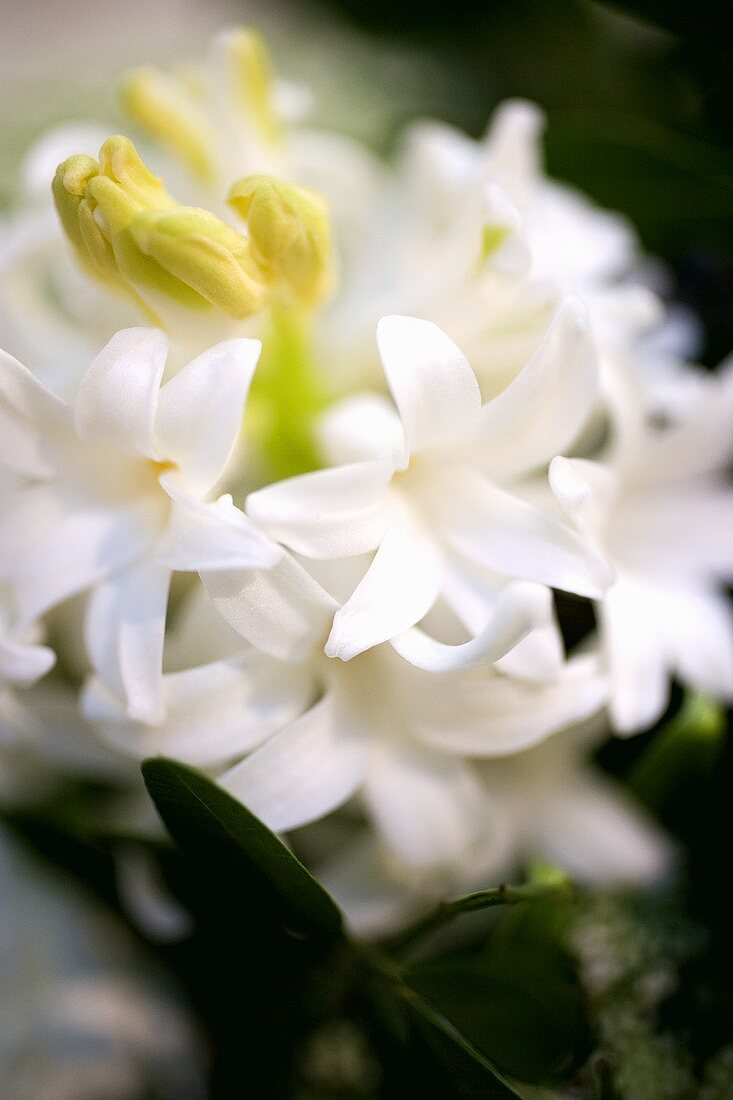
[1,28,731,933]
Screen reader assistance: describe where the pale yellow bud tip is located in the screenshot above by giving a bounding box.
[53,136,273,322]
[121,69,215,186]
[53,139,332,323]
[229,174,331,306]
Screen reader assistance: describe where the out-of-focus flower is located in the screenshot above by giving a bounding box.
[85,545,607,876]
[0,582,127,800]
[118,27,383,248]
[321,98,640,396]
[551,361,733,732]
[82,581,315,768]
[319,716,673,939]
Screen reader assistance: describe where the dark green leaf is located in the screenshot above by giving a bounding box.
[142,757,344,942]
[402,985,525,1098]
[403,902,588,1085]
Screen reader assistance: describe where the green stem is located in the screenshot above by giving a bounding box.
[249,302,328,480]
[383,881,565,959]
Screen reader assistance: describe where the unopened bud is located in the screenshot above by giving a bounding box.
[229,175,331,306]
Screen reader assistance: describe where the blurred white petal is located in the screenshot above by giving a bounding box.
[85,557,171,724]
[363,742,487,873]
[434,466,613,597]
[202,552,336,663]
[157,486,280,572]
[219,695,366,832]
[471,298,598,480]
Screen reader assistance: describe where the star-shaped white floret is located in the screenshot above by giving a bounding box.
[0,328,279,723]
[246,302,613,662]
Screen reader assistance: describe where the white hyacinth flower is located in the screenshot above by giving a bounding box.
[247,304,613,660]
[2,22,729,916]
[84,547,608,876]
[318,716,673,939]
[0,587,127,800]
[551,361,733,732]
[323,98,640,397]
[0,328,278,723]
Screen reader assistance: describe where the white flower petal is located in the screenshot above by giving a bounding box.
[471,298,598,480]
[659,584,733,702]
[5,679,130,779]
[536,775,674,885]
[155,338,261,495]
[376,315,482,454]
[318,394,405,465]
[434,466,614,597]
[0,635,56,686]
[202,552,336,663]
[414,654,607,756]
[74,328,169,458]
[0,347,69,477]
[218,695,366,833]
[317,834,421,940]
[163,582,245,670]
[441,560,564,681]
[326,502,443,660]
[363,742,487,872]
[157,484,280,572]
[601,576,669,734]
[11,498,160,627]
[246,459,394,559]
[83,652,313,768]
[480,183,531,276]
[639,358,733,484]
[390,580,552,672]
[483,99,544,201]
[85,557,171,724]
[613,483,733,581]
[549,455,619,540]
[494,617,565,682]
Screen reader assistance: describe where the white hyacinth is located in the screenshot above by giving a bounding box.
[1,25,731,933]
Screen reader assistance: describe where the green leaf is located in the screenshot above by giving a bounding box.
[402,985,525,1098]
[403,902,587,1085]
[142,757,344,942]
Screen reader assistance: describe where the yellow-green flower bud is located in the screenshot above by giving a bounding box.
[128,207,265,318]
[228,175,331,307]
[52,153,124,291]
[53,136,330,326]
